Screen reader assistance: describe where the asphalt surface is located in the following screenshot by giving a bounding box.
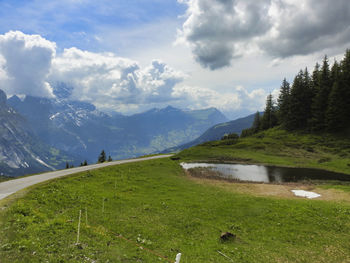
[0,154,173,200]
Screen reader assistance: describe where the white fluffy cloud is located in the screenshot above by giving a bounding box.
[51,47,270,114]
[0,31,56,97]
[50,47,186,112]
[172,85,270,114]
[178,0,350,70]
[0,31,276,116]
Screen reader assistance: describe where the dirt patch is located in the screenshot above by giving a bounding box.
[184,170,350,202]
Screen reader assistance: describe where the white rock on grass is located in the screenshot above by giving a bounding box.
[291,190,321,199]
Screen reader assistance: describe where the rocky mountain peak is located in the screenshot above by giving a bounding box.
[0,89,8,108]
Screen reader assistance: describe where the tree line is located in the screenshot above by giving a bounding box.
[65,150,113,169]
[242,49,350,136]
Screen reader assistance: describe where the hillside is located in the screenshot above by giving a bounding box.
[164,112,258,152]
[176,127,350,175]
[1,155,350,262]
[0,90,78,177]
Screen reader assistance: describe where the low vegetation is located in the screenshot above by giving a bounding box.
[176,127,350,176]
[1,156,350,262]
[0,175,12,182]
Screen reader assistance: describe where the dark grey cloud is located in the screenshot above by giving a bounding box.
[260,0,350,58]
[179,0,350,69]
[192,42,234,70]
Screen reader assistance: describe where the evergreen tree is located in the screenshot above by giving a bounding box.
[65,162,69,169]
[240,128,254,138]
[311,63,321,96]
[308,63,321,128]
[326,80,343,131]
[302,67,314,127]
[339,49,350,128]
[98,150,106,163]
[252,111,261,132]
[108,155,113,162]
[327,59,349,131]
[311,56,332,131]
[261,94,277,130]
[277,78,291,127]
[83,160,88,166]
[288,70,312,130]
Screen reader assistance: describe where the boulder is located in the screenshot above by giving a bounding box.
[220,232,236,242]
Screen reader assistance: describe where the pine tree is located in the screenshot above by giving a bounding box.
[252,111,261,132]
[326,79,343,131]
[288,70,312,130]
[277,78,291,127]
[108,155,113,162]
[65,162,69,169]
[311,63,321,96]
[83,160,88,166]
[327,58,349,131]
[261,94,277,130]
[302,67,313,127]
[98,150,106,163]
[311,56,332,131]
[339,49,350,128]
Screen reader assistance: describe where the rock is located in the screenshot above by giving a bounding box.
[0,89,7,108]
[220,232,236,242]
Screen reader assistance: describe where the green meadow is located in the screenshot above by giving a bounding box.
[1,155,350,262]
[176,128,350,176]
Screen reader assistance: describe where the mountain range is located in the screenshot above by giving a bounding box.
[8,92,228,161]
[163,112,257,152]
[1,82,234,175]
[0,89,78,176]
[0,82,259,177]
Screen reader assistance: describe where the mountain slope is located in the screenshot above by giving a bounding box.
[8,90,228,160]
[164,112,257,152]
[0,90,78,176]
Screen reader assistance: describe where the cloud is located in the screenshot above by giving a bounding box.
[0,31,56,97]
[172,85,270,114]
[50,46,271,114]
[50,47,185,112]
[259,0,350,58]
[178,0,350,69]
[0,31,278,116]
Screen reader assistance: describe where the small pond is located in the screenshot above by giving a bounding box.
[180,162,350,183]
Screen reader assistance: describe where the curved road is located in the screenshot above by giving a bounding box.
[0,154,173,200]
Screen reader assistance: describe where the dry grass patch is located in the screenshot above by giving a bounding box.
[185,172,350,202]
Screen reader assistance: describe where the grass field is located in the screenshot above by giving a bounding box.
[176,128,350,176]
[1,157,350,262]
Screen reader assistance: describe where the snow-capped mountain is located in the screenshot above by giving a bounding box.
[8,85,228,161]
[0,89,78,177]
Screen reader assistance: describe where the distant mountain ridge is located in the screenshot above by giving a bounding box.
[163,112,258,152]
[8,88,228,161]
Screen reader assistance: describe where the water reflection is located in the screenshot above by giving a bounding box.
[180,163,350,183]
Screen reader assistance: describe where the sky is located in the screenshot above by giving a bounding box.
[0,0,349,119]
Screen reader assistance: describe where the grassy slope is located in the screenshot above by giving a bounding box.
[1,158,350,262]
[176,128,350,175]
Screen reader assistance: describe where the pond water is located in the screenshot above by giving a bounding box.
[180,162,350,183]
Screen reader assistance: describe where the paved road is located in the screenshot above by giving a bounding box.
[0,154,173,200]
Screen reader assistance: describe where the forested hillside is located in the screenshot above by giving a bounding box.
[243,49,350,136]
